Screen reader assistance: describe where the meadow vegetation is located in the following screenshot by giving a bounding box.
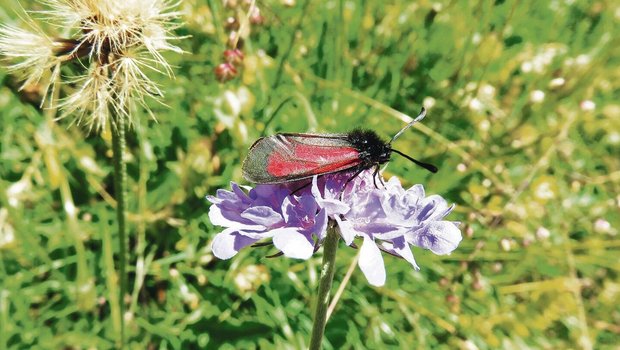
[0,0,618,348]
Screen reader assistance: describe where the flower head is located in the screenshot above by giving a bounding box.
[0,0,182,131]
[208,183,328,260]
[208,170,462,286]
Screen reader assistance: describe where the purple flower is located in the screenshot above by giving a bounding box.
[208,170,462,286]
[208,183,328,259]
[334,174,461,286]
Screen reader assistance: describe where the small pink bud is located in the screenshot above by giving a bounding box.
[215,62,238,82]
[223,49,244,65]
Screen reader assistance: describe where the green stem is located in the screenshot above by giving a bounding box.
[309,224,340,350]
[111,111,128,347]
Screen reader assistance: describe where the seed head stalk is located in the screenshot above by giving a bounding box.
[110,84,129,348]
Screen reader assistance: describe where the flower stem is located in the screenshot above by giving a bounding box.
[309,224,340,350]
[111,110,128,347]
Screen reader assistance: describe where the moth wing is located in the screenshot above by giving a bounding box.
[242,133,362,183]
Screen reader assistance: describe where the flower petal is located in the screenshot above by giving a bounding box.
[237,229,272,240]
[212,229,242,259]
[313,208,328,240]
[312,175,350,216]
[208,205,264,230]
[231,182,252,204]
[241,206,283,227]
[358,236,386,286]
[311,175,321,198]
[393,243,420,270]
[417,195,451,221]
[335,216,356,245]
[272,227,314,259]
[298,194,318,214]
[406,184,425,198]
[281,196,295,222]
[234,232,260,251]
[412,221,462,255]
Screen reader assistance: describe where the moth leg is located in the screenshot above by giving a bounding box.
[313,238,321,253]
[371,165,384,189]
[251,241,282,258]
[265,251,284,258]
[377,166,385,187]
[377,244,405,259]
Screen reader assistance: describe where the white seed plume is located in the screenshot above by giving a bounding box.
[0,23,62,95]
[0,0,183,131]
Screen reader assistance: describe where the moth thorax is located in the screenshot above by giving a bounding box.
[347,130,392,165]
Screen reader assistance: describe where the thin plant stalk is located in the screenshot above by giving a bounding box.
[111,108,128,347]
[309,224,340,350]
[327,251,360,321]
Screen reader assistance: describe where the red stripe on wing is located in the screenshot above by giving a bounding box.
[267,143,361,177]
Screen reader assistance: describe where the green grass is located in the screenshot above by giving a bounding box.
[1,0,619,349]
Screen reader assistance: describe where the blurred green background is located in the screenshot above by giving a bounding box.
[1,0,619,349]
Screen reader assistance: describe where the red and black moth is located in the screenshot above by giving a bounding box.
[242,108,437,184]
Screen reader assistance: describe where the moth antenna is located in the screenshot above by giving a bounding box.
[391,148,438,173]
[389,107,427,144]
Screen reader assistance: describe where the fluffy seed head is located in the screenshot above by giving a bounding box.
[0,0,183,132]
